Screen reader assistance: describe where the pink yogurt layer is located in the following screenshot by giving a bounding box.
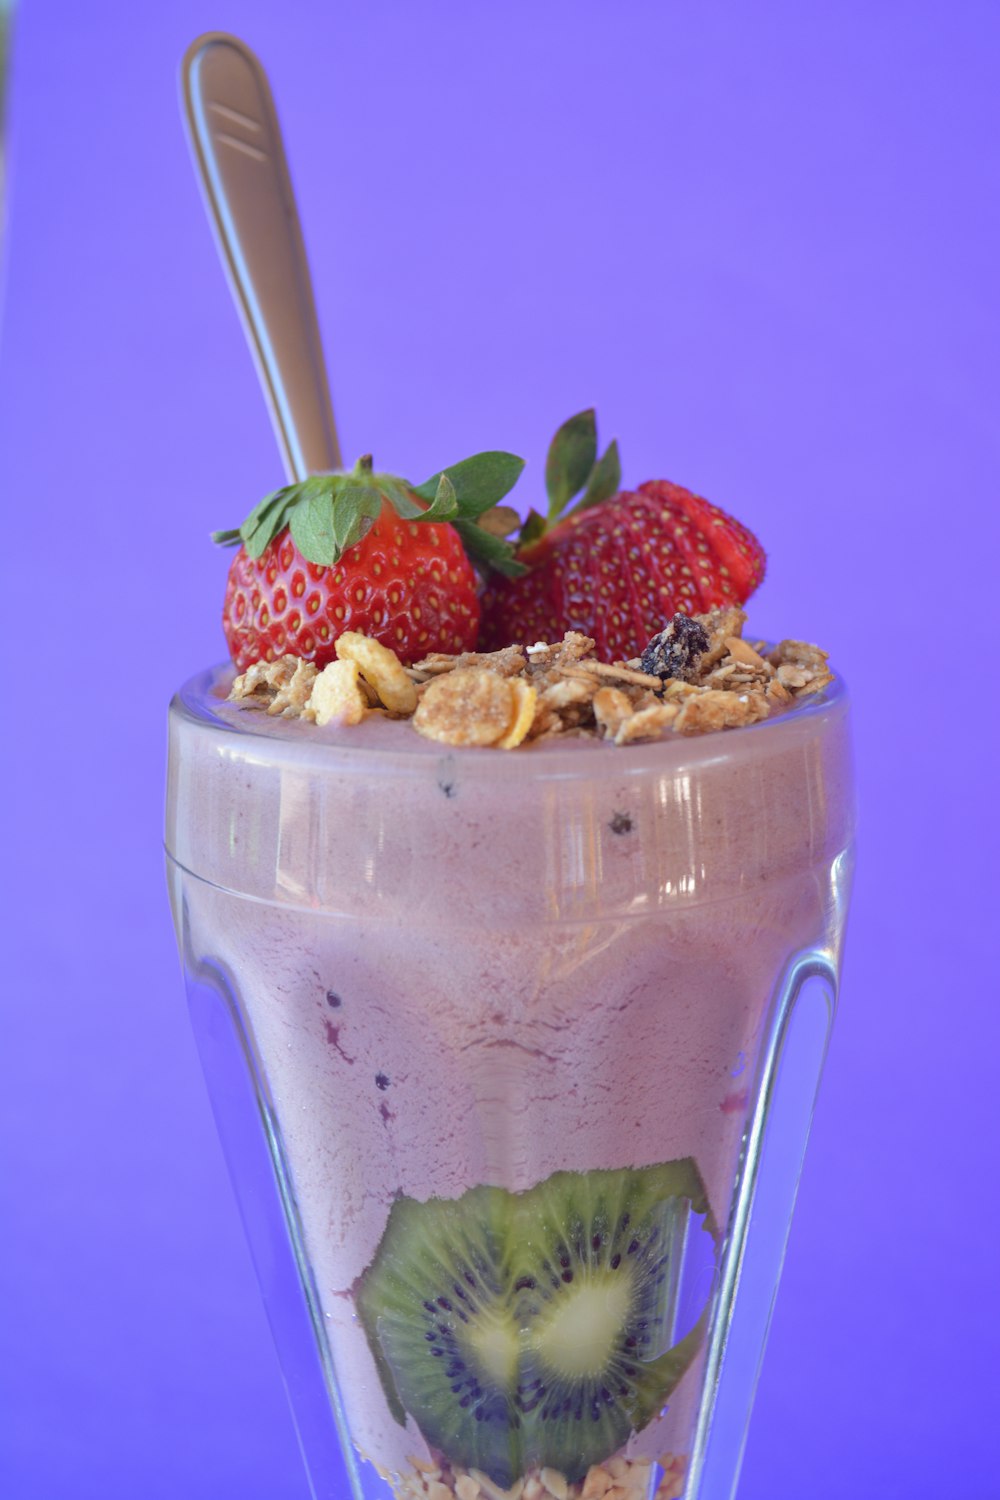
[168,667,854,1479]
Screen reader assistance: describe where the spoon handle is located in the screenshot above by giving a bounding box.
[181,32,342,482]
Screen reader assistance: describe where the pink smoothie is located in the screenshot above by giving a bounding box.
[166,666,853,1484]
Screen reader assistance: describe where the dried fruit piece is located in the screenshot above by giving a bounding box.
[639,614,710,682]
[336,631,418,714]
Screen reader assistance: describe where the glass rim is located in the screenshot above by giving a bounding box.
[170,660,850,783]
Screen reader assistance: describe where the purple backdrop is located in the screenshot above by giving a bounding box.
[2,4,998,1498]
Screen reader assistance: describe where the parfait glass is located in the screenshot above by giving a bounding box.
[165,666,854,1500]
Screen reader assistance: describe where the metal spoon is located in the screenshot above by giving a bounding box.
[181,32,342,481]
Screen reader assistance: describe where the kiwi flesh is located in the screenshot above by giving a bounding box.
[356,1161,714,1487]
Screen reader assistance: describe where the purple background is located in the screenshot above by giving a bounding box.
[2,3,998,1497]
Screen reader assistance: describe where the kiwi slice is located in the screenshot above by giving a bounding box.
[356,1161,714,1487]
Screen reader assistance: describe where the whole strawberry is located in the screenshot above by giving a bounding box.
[478,411,766,660]
[214,452,525,670]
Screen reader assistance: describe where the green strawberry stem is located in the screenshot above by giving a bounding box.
[213,449,528,576]
[211,414,622,582]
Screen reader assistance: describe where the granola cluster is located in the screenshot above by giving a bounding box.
[228,608,833,750]
[388,1452,687,1500]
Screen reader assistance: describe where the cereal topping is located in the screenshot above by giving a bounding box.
[230,654,318,717]
[302,659,368,726]
[413,669,518,747]
[383,1453,686,1500]
[336,631,419,715]
[413,644,529,680]
[639,613,710,682]
[227,610,834,749]
[696,606,749,670]
[496,678,539,749]
[591,686,634,739]
[614,701,681,744]
[673,687,769,736]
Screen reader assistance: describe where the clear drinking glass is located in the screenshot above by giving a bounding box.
[165,665,854,1500]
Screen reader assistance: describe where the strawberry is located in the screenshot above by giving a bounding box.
[478,411,766,660]
[214,451,526,670]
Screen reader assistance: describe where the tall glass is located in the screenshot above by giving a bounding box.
[166,665,853,1500]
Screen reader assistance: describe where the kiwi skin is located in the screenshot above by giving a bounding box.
[356,1161,715,1488]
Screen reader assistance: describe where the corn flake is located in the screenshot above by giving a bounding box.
[413,669,515,747]
[335,632,418,714]
[303,659,368,726]
[496,679,538,749]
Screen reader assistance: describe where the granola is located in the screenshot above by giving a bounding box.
[229,654,318,717]
[385,1452,687,1500]
[227,607,834,750]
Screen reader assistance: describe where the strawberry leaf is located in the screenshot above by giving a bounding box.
[290,487,339,566]
[571,439,622,515]
[413,452,525,518]
[545,410,597,521]
[331,483,382,556]
[519,509,547,547]
[379,476,424,520]
[453,518,528,578]
[240,484,290,537]
[419,471,460,522]
[242,486,298,558]
[214,448,527,572]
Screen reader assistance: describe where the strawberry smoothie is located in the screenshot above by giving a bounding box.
[166,663,853,1497]
[177,52,844,1489]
